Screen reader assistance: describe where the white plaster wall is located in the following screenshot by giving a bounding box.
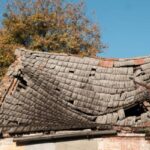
[0,134,150,150]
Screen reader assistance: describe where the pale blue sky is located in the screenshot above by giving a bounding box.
[1,0,150,58]
[85,0,150,58]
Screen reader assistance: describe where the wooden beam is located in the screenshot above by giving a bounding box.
[13,130,117,144]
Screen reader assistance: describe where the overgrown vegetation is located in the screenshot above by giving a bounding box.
[0,0,105,80]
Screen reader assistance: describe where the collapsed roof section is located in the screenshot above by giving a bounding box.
[0,48,150,135]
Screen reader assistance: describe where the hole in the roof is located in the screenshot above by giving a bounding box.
[125,103,146,117]
[55,88,60,92]
[91,68,96,71]
[16,76,27,90]
[89,74,95,77]
[69,70,74,73]
[69,100,74,104]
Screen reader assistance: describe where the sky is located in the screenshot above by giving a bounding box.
[85,0,150,58]
[0,0,150,58]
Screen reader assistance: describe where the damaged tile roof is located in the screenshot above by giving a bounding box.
[0,48,150,135]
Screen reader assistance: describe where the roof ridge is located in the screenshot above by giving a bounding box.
[15,48,150,61]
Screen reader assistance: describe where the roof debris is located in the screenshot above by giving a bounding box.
[0,48,150,137]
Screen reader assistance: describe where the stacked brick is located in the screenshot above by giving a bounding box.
[0,48,150,134]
